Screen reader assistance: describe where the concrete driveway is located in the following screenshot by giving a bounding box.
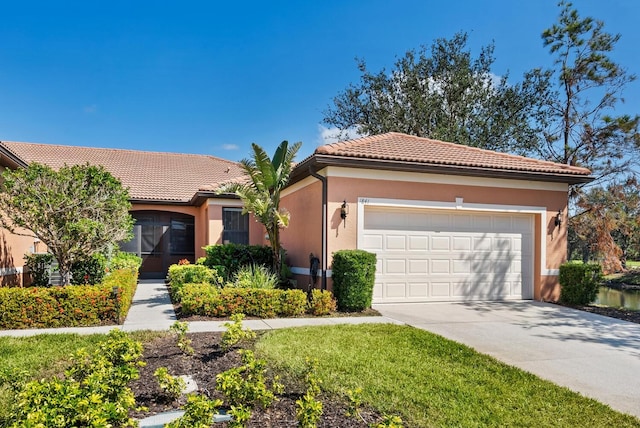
[374,301,640,419]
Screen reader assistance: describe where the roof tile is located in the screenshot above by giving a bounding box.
[315,132,592,176]
[0,141,245,202]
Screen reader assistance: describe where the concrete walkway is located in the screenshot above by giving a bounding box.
[374,301,640,419]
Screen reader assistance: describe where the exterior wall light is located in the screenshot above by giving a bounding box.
[554,209,562,228]
[340,200,349,228]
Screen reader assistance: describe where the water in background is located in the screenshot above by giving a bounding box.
[596,287,640,311]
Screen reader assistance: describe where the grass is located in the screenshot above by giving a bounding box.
[0,330,164,424]
[255,323,640,427]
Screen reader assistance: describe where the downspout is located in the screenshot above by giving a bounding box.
[309,166,328,290]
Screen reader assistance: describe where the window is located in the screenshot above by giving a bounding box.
[223,208,249,244]
[170,218,195,255]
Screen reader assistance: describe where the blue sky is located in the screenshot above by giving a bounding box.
[1,1,638,161]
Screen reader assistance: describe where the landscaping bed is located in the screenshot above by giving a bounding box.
[132,331,382,427]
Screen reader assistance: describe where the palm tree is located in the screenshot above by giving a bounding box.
[219,140,301,276]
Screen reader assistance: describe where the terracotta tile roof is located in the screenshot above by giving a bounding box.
[315,132,592,177]
[0,141,245,203]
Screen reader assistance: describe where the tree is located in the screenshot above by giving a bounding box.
[0,163,134,285]
[218,141,301,277]
[323,32,551,154]
[539,0,640,196]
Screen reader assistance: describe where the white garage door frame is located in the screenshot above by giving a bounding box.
[357,197,552,303]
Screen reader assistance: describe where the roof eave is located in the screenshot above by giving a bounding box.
[290,154,594,186]
[0,144,29,169]
[189,191,241,206]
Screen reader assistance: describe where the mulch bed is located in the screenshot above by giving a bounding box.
[131,332,382,427]
[557,304,640,324]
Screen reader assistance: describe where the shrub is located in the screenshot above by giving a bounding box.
[559,263,603,305]
[9,329,143,427]
[228,264,278,289]
[108,250,142,274]
[221,313,257,352]
[296,358,323,428]
[331,250,377,311]
[170,321,194,356]
[154,367,186,399]
[71,253,107,285]
[203,244,273,281]
[23,253,54,287]
[308,289,337,316]
[216,349,283,410]
[177,284,307,318]
[0,268,137,329]
[166,394,223,428]
[168,264,223,288]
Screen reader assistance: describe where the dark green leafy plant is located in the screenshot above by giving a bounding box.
[203,244,274,282]
[71,253,107,285]
[559,263,602,305]
[23,253,54,287]
[332,250,377,311]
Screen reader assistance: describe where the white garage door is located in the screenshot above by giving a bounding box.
[361,207,534,303]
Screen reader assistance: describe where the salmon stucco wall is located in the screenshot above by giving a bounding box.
[0,227,38,286]
[281,178,323,286]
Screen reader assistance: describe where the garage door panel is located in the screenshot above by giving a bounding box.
[386,235,406,250]
[385,259,406,274]
[408,259,429,274]
[362,208,533,303]
[362,234,383,250]
[431,236,450,251]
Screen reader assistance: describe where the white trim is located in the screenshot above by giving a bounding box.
[325,166,569,192]
[357,197,557,277]
[0,266,22,276]
[281,175,318,198]
[207,198,244,207]
[291,266,332,278]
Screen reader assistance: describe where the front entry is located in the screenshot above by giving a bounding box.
[121,211,195,279]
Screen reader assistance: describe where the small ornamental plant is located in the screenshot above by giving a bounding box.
[170,321,194,356]
[154,367,186,400]
[295,358,324,428]
[221,313,257,352]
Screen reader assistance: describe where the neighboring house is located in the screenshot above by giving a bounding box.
[0,132,592,302]
[0,142,265,280]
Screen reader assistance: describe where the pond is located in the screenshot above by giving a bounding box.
[596,287,640,311]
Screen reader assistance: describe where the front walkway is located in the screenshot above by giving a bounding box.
[374,301,640,419]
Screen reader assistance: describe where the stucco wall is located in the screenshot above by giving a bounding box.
[0,227,37,286]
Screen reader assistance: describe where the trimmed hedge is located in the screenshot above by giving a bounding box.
[332,250,377,311]
[203,244,273,281]
[0,268,138,329]
[168,264,223,288]
[559,263,603,305]
[178,283,308,318]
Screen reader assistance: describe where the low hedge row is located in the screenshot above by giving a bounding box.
[0,269,138,329]
[178,283,335,318]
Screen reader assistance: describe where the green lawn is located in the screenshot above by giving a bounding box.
[255,323,640,427]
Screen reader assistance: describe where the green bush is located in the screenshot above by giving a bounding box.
[559,263,603,305]
[23,253,54,287]
[228,264,278,289]
[332,250,377,311]
[168,264,223,288]
[0,268,137,329]
[71,253,107,285]
[308,289,337,316]
[203,244,273,281]
[177,284,307,318]
[9,329,143,427]
[108,250,142,274]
